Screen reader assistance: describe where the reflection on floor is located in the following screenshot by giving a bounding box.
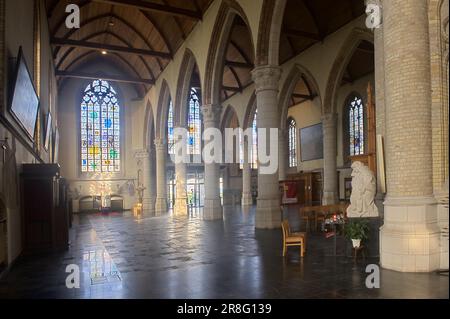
[0,205,448,299]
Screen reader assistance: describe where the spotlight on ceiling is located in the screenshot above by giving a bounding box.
[101,50,108,55]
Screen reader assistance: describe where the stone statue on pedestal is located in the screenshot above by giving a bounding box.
[347,161,379,218]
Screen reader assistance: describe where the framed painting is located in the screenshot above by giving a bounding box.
[8,47,40,142]
[300,123,323,161]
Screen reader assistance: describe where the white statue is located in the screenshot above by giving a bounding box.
[347,161,378,218]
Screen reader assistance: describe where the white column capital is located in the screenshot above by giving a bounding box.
[201,104,222,125]
[251,65,281,92]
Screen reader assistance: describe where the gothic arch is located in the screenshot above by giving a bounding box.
[255,0,287,66]
[278,64,322,129]
[174,48,201,127]
[220,104,240,131]
[203,0,254,106]
[143,100,155,149]
[323,28,374,115]
[243,92,257,130]
[155,79,172,140]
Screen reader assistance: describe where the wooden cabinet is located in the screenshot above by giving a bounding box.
[21,164,69,253]
[285,172,323,206]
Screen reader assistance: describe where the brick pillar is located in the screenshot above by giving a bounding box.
[322,113,338,205]
[380,0,440,272]
[154,138,168,215]
[201,104,223,220]
[374,22,386,213]
[252,65,281,229]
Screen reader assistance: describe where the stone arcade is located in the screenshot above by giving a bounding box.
[0,0,448,299]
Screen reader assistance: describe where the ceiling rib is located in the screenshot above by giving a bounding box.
[55,70,155,85]
[51,38,172,59]
[56,31,156,80]
[92,0,202,20]
[283,28,321,41]
[225,61,254,69]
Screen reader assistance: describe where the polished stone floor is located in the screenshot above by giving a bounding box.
[0,205,448,299]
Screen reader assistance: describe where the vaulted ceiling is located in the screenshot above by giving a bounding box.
[280,0,366,64]
[281,0,372,107]
[221,15,254,102]
[46,0,372,102]
[46,0,214,96]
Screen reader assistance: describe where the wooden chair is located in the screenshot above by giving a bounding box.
[281,220,307,257]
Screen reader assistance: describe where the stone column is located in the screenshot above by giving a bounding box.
[222,167,233,206]
[174,162,187,216]
[374,20,386,214]
[278,128,287,181]
[148,147,156,213]
[252,65,281,229]
[322,113,338,205]
[173,131,187,216]
[242,138,253,206]
[154,138,168,215]
[201,104,223,220]
[135,149,155,214]
[380,0,440,272]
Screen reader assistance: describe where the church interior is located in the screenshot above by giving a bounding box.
[0,0,448,299]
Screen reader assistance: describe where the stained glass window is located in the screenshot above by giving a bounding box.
[288,118,297,167]
[187,88,201,155]
[81,79,120,173]
[167,100,174,155]
[251,110,258,169]
[348,95,364,156]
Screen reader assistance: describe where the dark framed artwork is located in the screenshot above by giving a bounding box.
[8,47,40,142]
[44,112,52,151]
[300,123,323,161]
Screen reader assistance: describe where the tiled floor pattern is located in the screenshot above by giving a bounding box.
[0,206,448,299]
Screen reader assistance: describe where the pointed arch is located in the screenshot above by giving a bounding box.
[220,104,240,131]
[155,79,172,139]
[243,92,257,130]
[323,28,374,114]
[278,64,322,129]
[143,100,155,149]
[174,48,201,127]
[203,0,255,105]
[255,0,287,66]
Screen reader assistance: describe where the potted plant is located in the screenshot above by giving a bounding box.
[344,219,369,248]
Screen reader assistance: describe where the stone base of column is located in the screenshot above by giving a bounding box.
[242,193,253,206]
[380,196,441,272]
[322,191,338,205]
[203,199,223,220]
[142,197,155,214]
[174,198,188,216]
[154,198,168,216]
[255,198,282,229]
